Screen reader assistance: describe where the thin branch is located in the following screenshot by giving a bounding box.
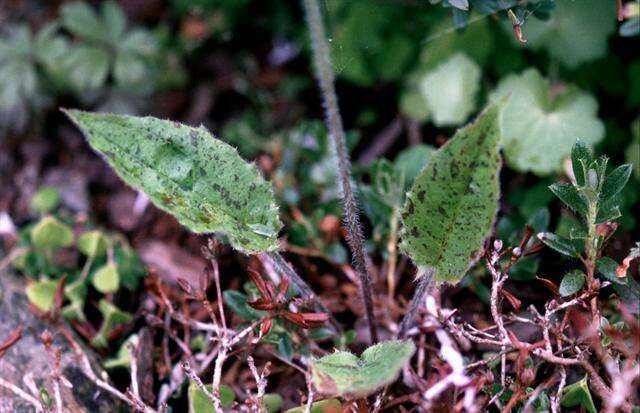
[0,377,44,412]
[302,0,378,343]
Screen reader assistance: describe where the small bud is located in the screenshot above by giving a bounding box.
[587,169,598,189]
[40,330,54,347]
[493,239,503,252]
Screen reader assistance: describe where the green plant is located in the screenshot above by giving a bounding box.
[310,340,415,397]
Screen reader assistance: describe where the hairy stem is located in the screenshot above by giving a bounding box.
[265,252,342,335]
[302,0,378,343]
[397,267,436,339]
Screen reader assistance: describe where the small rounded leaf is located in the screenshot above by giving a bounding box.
[188,381,235,412]
[26,280,58,312]
[31,186,61,214]
[92,263,120,293]
[31,216,74,250]
[77,230,109,258]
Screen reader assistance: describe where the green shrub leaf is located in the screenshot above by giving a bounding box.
[311,339,415,397]
[490,69,604,175]
[537,232,580,258]
[600,164,632,201]
[63,110,282,253]
[559,270,586,297]
[561,375,597,413]
[549,183,588,215]
[400,103,502,283]
[188,381,235,412]
[284,399,342,413]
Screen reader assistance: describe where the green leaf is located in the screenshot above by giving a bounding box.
[92,263,120,293]
[559,270,586,297]
[596,196,622,224]
[561,375,597,413]
[61,279,87,321]
[596,257,626,285]
[91,299,132,348]
[416,53,481,127]
[188,381,235,412]
[103,334,138,369]
[60,2,106,43]
[548,183,588,216]
[515,0,615,68]
[31,216,74,250]
[63,110,282,253]
[284,399,342,413]
[601,164,632,201]
[64,45,110,91]
[223,290,265,321]
[537,232,580,258]
[263,394,284,413]
[490,69,604,176]
[400,103,502,283]
[26,280,58,312]
[77,230,109,258]
[31,186,61,214]
[394,144,435,189]
[311,339,415,397]
[571,140,593,187]
[100,1,126,42]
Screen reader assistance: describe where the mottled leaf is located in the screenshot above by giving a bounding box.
[490,69,604,175]
[311,340,415,397]
[549,183,588,215]
[600,164,632,201]
[400,103,502,283]
[63,110,282,253]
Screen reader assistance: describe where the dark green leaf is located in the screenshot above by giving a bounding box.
[571,140,593,186]
[548,183,587,215]
[537,232,580,257]
[561,376,597,413]
[559,270,586,297]
[601,164,632,200]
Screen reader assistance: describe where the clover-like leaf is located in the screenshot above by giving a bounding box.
[400,103,502,283]
[26,280,58,312]
[490,69,604,176]
[31,216,74,250]
[77,230,109,258]
[92,263,120,293]
[91,299,132,348]
[413,53,481,127]
[512,0,615,68]
[31,186,61,215]
[63,110,282,253]
[311,339,415,397]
